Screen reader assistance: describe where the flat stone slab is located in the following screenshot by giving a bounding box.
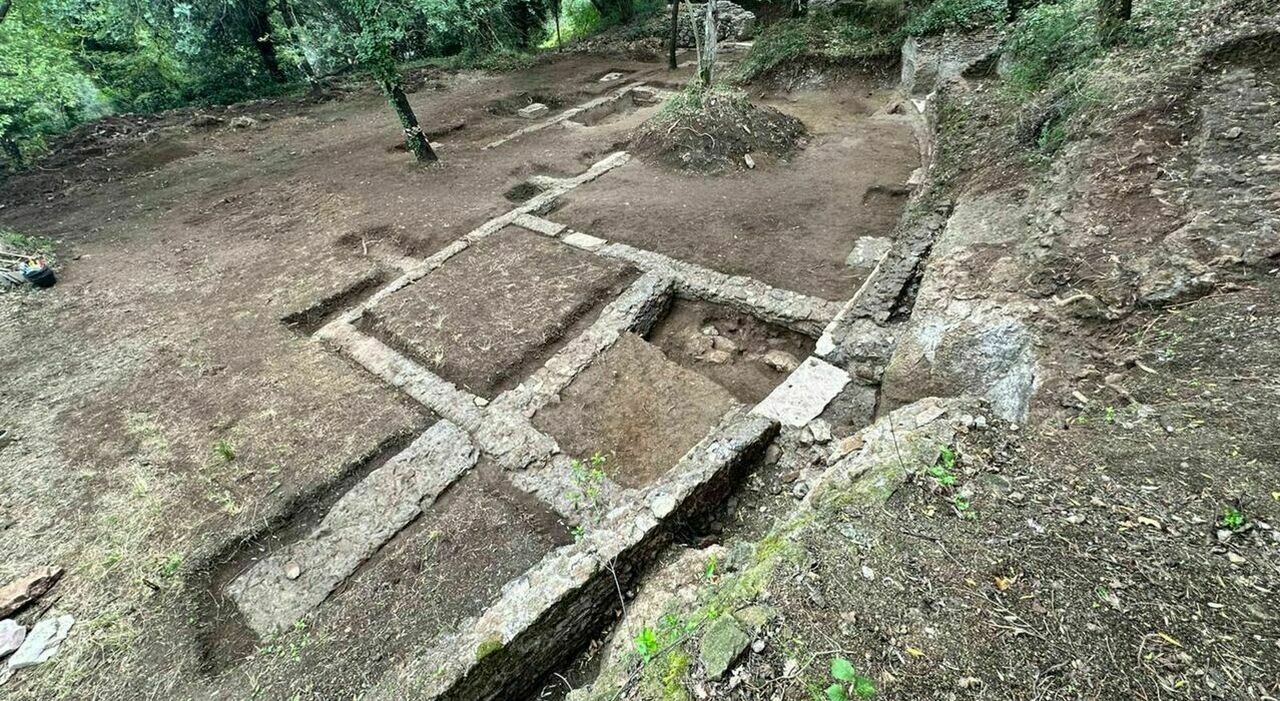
[227,421,477,635]
[363,227,638,398]
[752,356,850,427]
[532,333,737,489]
[8,615,73,670]
[517,103,549,118]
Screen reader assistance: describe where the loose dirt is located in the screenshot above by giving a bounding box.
[646,297,815,404]
[361,226,638,398]
[554,75,919,300]
[532,333,737,488]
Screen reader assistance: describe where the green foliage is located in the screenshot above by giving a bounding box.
[927,445,958,486]
[733,11,890,82]
[635,626,661,660]
[567,451,608,510]
[826,657,876,699]
[1221,507,1246,531]
[1003,0,1099,94]
[902,0,1005,36]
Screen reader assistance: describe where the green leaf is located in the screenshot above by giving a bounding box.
[853,675,877,698]
[825,683,848,701]
[831,657,857,682]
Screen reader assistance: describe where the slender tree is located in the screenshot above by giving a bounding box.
[344,0,437,162]
[698,0,717,88]
[667,0,678,69]
[0,0,12,24]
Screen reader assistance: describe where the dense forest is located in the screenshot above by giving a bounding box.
[0,0,658,165]
[0,0,1160,169]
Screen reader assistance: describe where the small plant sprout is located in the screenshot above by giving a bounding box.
[827,657,876,700]
[704,553,718,581]
[927,445,959,487]
[1221,506,1246,531]
[634,626,660,661]
[1104,405,1117,423]
[213,438,236,462]
[567,452,608,511]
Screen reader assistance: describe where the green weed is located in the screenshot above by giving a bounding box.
[825,657,876,700]
[213,438,236,462]
[1221,507,1246,531]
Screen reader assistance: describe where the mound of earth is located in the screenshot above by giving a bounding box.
[631,88,807,174]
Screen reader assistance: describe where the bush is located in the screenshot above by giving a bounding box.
[732,12,890,82]
[902,0,1006,36]
[1003,0,1099,93]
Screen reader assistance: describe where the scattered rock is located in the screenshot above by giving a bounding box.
[8,615,73,670]
[808,419,833,444]
[517,103,549,119]
[712,336,738,354]
[1223,126,1243,139]
[599,72,625,83]
[229,116,258,129]
[764,443,781,465]
[704,349,733,364]
[0,567,63,618]
[0,620,25,658]
[187,114,225,128]
[844,237,892,269]
[751,639,765,653]
[699,615,751,679]
[284,562,302,581]
[761,349,800,373]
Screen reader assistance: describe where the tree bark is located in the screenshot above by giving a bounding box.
[1097,0,1132,45]
[554,0,562,51]
[668,0,679,69]
[381,80,437,163]
[276,0,316,81]
[0,0,12,25]
[248,9,286,82]
[699,0,717,88]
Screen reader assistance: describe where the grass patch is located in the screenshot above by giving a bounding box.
[732,12,895,83]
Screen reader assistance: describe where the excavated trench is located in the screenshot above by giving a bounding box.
[172,47,941,701]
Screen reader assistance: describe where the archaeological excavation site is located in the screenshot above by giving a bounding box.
[1,0,1278,698]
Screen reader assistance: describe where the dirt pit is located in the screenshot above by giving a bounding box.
[552,75,920,300]
[532,333,736,488]
[218,465,569,697]
[646,298,815,404]
[576,90,647,127]
[485,91,566,116]
[361,226,638,398]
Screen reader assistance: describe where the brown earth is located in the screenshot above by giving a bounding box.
[532,333,737,489]
[193,464,570,699]
[552,74,920,301]
[723,276,1280,700]
[646,297,815,404]
[362,226,638,398]
[0,53,690,700]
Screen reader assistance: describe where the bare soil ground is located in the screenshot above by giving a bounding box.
[362,226,638,398]
[201,464,570,699]
[552,75,919,301]
[0,53,687,699]
[646,298,815,404]
[531,333,737,488]
[708,276,1280,700]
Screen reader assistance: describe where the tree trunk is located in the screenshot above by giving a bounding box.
[1097,0,1132,45]
[0,0,12,25]
[276,0,316,81]
[381,80,437,163]
[554,0,562,51]
[668,0,679,69]
[0,137,21,169]
[699,0,717,88]
[248,9,286,82]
